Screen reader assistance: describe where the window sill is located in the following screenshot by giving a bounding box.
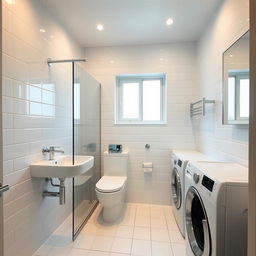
[115,121,167,125]
[224,120,249,125]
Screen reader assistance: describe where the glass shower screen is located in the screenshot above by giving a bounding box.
[72,62,101,239]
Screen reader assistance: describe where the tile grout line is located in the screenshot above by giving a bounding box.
[149,204,153,256]
[130,203,138,255]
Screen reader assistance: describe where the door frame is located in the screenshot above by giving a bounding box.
[0,2,3,256]
[248,0,256,255]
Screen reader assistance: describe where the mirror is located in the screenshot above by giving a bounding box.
[223,31,249,125]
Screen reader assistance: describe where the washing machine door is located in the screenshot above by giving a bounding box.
[185,186,211,256]
[171,167,182,209]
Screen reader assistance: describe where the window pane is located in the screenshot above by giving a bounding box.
[122,82,139,119]
[228,77,235,120]
[74,83,80,119]
[239,78,249,118]
[143,80,161,121]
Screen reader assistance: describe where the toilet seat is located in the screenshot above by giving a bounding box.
[96,176,127,193]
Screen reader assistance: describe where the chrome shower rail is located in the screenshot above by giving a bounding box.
[190,97,215,117]
[47,58,86,66]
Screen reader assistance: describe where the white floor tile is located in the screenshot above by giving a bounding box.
[151,228,170,242]
[116,225,134,238]
[87,251,110,256]
[171,243,186,256]
[131,239,151,256]
[46,234,73,248]
[151,241,173,256]
[166,219,179,231]
[73,234,96,250]
[68,248,90,256]
[119,206,136,226]
[110,253,129,256]
[137,204,150,213]
[150,205,165,219]
[82,223,100,235]
[35,204,187,256]
[91,236,114,251]
[97,225,118,237]
[135,216,150,227]
[88,206,103,223]
[169,231,185,244]
[150,217,167,229]
[48,246,72,256]
[34,244,53,256]
[110,253,130,256]
[133,227,151,240]
[111,237,132,254]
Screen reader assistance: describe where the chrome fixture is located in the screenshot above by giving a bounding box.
[47,58,86,66]
[190,97,215,117]
[145,144,150,149]
[42,146,64,160]
[43,178,66,205]
[0,183,9,197]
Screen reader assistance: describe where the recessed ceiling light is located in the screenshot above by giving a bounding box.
[39,28,46,33]
[166,18,174,26]
[97,24,104,31]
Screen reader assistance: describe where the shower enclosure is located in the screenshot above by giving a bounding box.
[47,58,101,240]
[72,62,101,239]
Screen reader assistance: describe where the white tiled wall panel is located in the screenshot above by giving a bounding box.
[84,43,199,205]
[2,1,84,255]
[196,0,249,166]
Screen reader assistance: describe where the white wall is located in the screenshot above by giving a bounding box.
[195,0,249,166]
[85,43,198,205]
[2,1,84,255]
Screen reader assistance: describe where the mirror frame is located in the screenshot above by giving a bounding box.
[222,30,250,125]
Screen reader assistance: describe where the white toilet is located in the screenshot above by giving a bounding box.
[95,151,128,222]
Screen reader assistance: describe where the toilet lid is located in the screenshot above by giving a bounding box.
[96,176,127,193]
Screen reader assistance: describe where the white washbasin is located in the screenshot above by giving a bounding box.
[30,155,94,178]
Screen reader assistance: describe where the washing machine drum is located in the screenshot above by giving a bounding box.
[171,167,182,209]
[185,186,211,256]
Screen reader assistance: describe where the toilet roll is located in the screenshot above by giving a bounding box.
[143,162,153,173]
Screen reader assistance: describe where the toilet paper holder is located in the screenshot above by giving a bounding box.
[142,162,153,173]
[143,162,153,168]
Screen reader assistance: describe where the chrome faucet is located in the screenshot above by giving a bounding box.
[42,146,65,160]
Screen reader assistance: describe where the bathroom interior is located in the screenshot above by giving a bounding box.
[0,0,253,255]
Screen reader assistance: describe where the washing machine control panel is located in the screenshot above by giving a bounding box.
[202,175,215,192]
[193,173,200,184]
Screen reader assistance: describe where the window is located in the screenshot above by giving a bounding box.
[29,83,55,117]
[74,83,80,121]
[228,70,249,122]
[115,74,166,124]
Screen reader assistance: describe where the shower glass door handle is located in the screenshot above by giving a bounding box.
[0,184,9,197]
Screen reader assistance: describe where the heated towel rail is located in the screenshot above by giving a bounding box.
[190,97,215,117]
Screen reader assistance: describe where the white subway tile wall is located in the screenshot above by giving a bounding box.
[84,43,199,204]
[196,0,249,166]
[2,0,84,255]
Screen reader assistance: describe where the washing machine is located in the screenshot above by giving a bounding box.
[185,161,248,256]
[171,150,210,237]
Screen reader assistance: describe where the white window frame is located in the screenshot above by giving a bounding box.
[228,70,249,123]
[115,73,167,125]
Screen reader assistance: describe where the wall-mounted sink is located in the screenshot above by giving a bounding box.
[31,155,94,178]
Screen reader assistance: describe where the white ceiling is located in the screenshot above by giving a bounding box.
[42,0,223,48]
